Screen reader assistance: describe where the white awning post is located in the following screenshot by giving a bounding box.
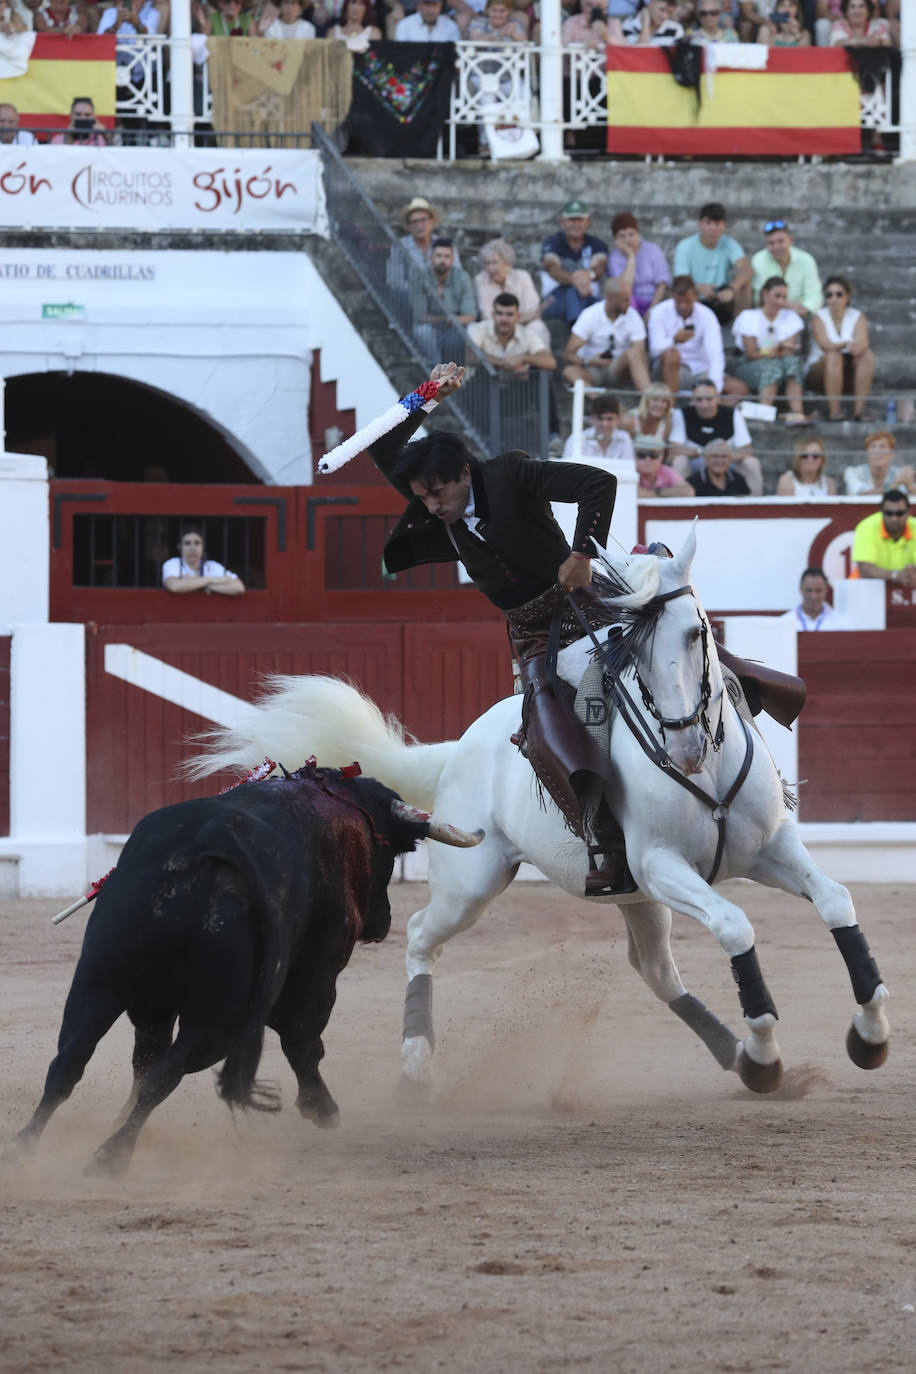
[897,2,916,163]
[537,0,567,162]
[169,0,195,150]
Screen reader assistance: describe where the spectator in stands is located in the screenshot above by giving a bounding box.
[805,275,874,422]
[648,275,744,397]
[34,0,86,32]
[625,0,685,43]
[328,0,380,45]
[608,212,670,318]
[750,219,823,318]
[98,0,161,92]
[562,276,650,392]
[162,528,246,596]
[397,196,461,272]
[540,199,608,328]
[844,430,915,497]
[467,291,556,374]
[775,436,838,497]
[668,377,762,494]
[412,238,476,358]
[51,97,108,145]
[467,0,525,40]
[673,202,751,325]
[0,103,36,145]
[733,277,809,423]
[621,381,676,444]
[688,438,751,497]
[852,490,916,586]
[394,0,460,40]
[689,0,738,41]
[829,0,892,46]
[267,0,318,35]
[475,239,549,348]
[208,0,256,31]
[780,567,849,630]
[759,0,810,42]
[736,1,774,40]
[561,394,635,462]
[633,433,693,499]
[561,0,608,50]
[0,2,28,31]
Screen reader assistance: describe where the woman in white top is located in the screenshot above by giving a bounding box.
[474,238,550,349]
[805,275,874,422]
[733,276,808,424]
[162,528,246,596]
[265,0,317,37]
[775,437,838,498]
[329,0,380,48]
[620,381,676,444]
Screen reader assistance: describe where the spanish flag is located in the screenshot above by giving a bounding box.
[0,35,116,134]
[607,47,861,157]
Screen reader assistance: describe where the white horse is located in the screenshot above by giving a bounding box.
[188,526,890,1096]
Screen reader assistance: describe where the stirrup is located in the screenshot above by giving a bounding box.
[585,844,638,898]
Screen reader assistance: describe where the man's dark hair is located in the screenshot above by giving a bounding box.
[881,489,909,509]
[392,431,478,489]
[591,395,620,417]
[71,96,94,110]
[672,274,696,294]
[800,566,828,587]
[493,291,519,309]
[691,376,716,393]
[699,202,726,222]
[431,237,453,250]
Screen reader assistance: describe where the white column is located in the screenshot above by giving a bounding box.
[4,624,87,895]
[537,0,567,162]
[897,2,916,163]
[169,0,195,151]
[0,452,49,627]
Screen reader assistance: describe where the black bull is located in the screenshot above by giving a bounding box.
[7,765,480,1175]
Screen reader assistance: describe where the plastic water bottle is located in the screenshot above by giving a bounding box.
[886,397,897,424]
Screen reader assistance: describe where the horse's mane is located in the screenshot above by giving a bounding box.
[590,556,668,675]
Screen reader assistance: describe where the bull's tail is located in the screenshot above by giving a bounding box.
[216,1024,281,1114]
[182,673,454,812]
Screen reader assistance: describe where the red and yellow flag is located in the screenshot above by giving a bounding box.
[0,35,116,133]
[606,47,861,157]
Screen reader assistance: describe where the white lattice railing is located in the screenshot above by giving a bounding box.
[114,36,898,143]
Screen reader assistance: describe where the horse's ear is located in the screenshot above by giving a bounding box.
[669,518,698,581]
[590,537,631,578]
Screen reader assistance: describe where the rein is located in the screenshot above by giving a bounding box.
[556,587,754,886]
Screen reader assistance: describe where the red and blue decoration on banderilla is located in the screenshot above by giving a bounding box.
[317,381,441,476]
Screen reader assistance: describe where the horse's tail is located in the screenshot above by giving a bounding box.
[182,673,454,813]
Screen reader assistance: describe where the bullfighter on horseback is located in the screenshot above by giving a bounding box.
[344,360,804,898]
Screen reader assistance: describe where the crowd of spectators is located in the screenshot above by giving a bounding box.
[389,190,909,506]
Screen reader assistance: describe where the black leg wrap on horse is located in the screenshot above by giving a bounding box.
[832,925,883,1006]
[403,974,434,1049]
[730,947,778,1021]
[669,993,740,1070]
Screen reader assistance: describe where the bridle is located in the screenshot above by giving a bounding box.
[559,583,754,885]
[633,585,724,748]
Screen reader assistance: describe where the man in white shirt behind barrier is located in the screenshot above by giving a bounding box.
[562,276,650,393]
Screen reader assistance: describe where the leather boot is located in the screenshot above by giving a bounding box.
[586,844,638,897]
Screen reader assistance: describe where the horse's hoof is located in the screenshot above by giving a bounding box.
[84,1145,130,1177]
[737,1049,784,1094]
[846,1024,888,1070]
[395,1072,432,1107]
[314,1110,340,1130]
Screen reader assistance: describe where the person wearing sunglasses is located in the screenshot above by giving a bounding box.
[805,275,874,422]
[852,490,916,589]
[632,433,692,500]
[775,437,838,498]
[750,219,823,320]
[689,0,738,42]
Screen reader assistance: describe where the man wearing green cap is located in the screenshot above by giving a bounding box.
[541,200,609,327]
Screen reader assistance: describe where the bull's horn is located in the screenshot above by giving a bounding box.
[426,818,485,848]
[391,800,484,848]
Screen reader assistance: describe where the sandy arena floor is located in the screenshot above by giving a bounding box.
[2,879,915,1373]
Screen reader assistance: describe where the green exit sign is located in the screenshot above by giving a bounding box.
[42,303,85,320]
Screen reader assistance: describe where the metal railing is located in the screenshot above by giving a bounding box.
[106,36,902,152]
[314,122,550,460]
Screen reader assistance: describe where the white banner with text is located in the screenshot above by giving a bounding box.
[0,147,328,234]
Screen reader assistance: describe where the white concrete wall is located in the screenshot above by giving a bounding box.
[0,452,49,629]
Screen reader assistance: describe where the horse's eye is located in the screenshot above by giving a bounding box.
[687,625,702,644]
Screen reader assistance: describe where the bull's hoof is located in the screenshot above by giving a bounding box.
[846,1024,889,1070]
[737,1049,784,1095]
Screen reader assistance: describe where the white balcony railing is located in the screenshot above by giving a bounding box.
[113,36,902,149]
